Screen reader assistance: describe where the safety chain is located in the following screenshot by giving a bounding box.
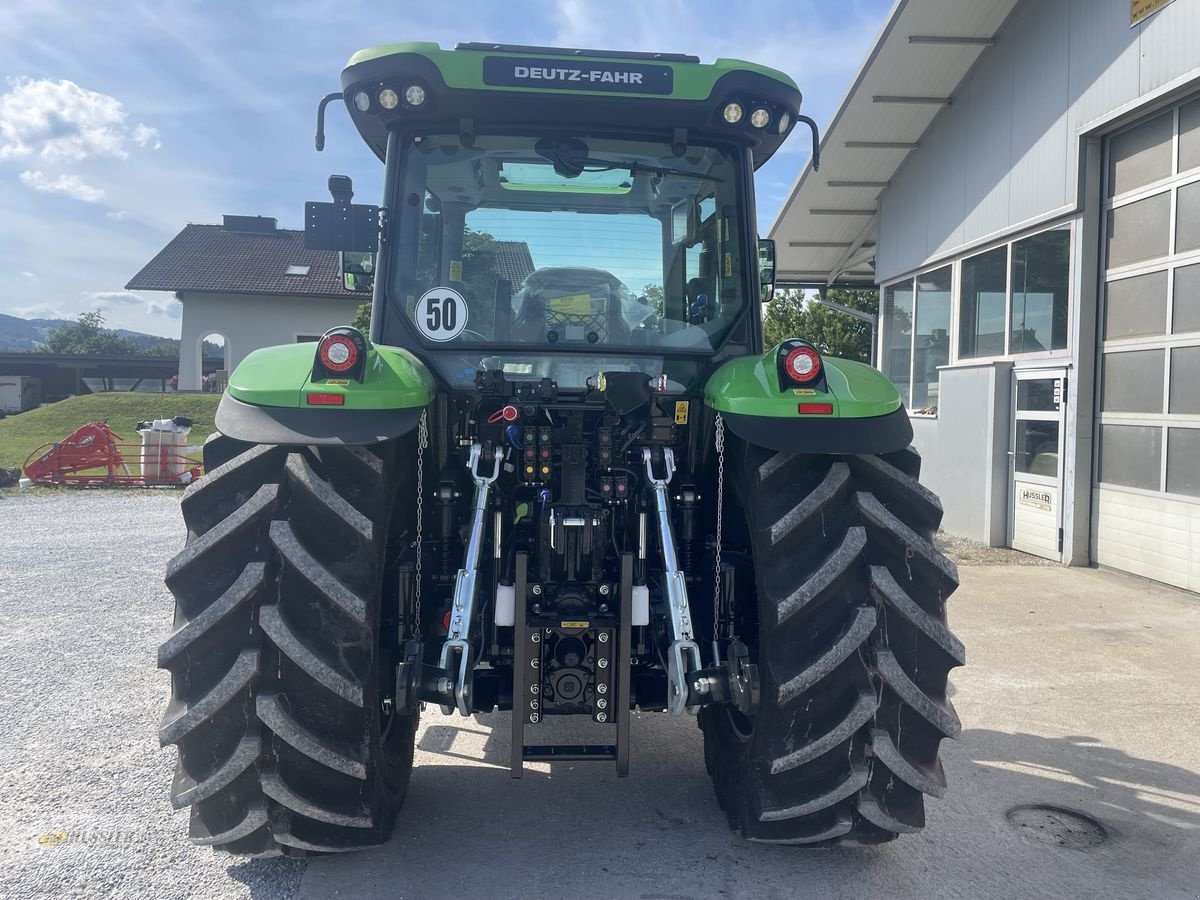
[713,413,725,653]
[412,409,428,639]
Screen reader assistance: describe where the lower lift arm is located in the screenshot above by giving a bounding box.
[440,442,501,716]
[643,447,702,715]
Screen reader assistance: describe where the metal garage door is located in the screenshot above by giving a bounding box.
[1094,95,1200,591]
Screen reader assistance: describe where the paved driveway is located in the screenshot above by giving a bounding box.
[1,492,1197,899]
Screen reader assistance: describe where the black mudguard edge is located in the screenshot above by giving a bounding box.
[214,394,425,446]
[723,406,913,456]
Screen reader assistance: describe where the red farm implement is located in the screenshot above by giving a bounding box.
[22,420,202,487]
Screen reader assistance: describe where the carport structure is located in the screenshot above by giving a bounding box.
[771,1,1019,286]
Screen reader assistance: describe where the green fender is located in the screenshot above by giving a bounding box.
[215,337,435,446]
[704,342,913,455]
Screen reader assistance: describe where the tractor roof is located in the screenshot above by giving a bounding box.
[338,42,803,169]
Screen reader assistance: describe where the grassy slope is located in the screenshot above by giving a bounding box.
[0,394,221,469]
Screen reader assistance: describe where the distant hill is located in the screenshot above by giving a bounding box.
[0,313,62,351]
[0,312,220,356]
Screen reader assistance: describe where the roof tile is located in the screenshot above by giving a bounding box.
[125,224,361,298]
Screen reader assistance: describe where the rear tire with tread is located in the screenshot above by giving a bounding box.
[700,443,963,845]
[159,437,418,857]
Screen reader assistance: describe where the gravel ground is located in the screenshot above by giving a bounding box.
[4,490,1198,900]
[936,531,1059,566]
[0,491,304,900]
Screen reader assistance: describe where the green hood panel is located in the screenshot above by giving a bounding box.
[227,342,435,410]
[704,347,902,419]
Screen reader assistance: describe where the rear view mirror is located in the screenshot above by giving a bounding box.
[758,238,776,303]
[341,251,375,292]
[671,198,696,245]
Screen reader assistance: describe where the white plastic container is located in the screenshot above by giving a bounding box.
[632,585,650,626]
[138,418,192,483]
[494,583,516,626]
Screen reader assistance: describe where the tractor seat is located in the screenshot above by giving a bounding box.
[512,267,633,345]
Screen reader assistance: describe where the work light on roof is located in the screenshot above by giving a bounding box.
[750,108,770,129]
[722,102,744,124]
[777,111,791,134]
[404,84,427,107]
[377,88,400,110]
[352,91,371,113]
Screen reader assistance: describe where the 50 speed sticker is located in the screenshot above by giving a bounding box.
[415,287,467,341]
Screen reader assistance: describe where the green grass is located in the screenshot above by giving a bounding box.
[0,393,221,469]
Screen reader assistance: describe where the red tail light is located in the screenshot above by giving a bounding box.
[797,402,833,415]
[306,393,345,406]
[783,346,822,384]
[318,334,359,373]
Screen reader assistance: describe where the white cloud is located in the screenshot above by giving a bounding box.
[85,289,180,319]
[0,77,135,162]
[105,210,128,221]
[19,169,105,202]
[20,270,36,279]
[11,302,73,320]
[131,123,160,150]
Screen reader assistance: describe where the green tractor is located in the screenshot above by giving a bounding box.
[158,42,963,856]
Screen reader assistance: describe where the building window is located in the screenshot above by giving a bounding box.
[882,281,913,407]
[878,227,1072,411]
[913,266,951,411]
[880,265,951,413]
[1010,227,1070,354]
[958,246,1007,359]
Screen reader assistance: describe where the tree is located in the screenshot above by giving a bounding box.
[351,302,372,332]
[349,227,501,333]
[641,284,665,318]
[762,288,879,363]
[39,310,140,356]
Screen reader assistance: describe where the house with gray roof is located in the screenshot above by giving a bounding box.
[127,215,366,391]
[128,213,535,390]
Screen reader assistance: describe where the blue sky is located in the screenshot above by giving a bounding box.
[0,0,890,338]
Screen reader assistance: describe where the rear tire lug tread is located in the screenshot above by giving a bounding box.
[776,606,876,705]
[768,527,865,628]
[158,563,265,668]
[703,444,962,846]
[166,485,278,587]
[269,520,368,625]
[258,603,364,707]
[257,692,368,779]
[769,690,877,775]
[261,772,374,829]
[868,565,965,665]
[171,733,261,809]
[159,648,258,747]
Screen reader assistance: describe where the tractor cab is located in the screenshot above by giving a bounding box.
[308,43,808,391]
